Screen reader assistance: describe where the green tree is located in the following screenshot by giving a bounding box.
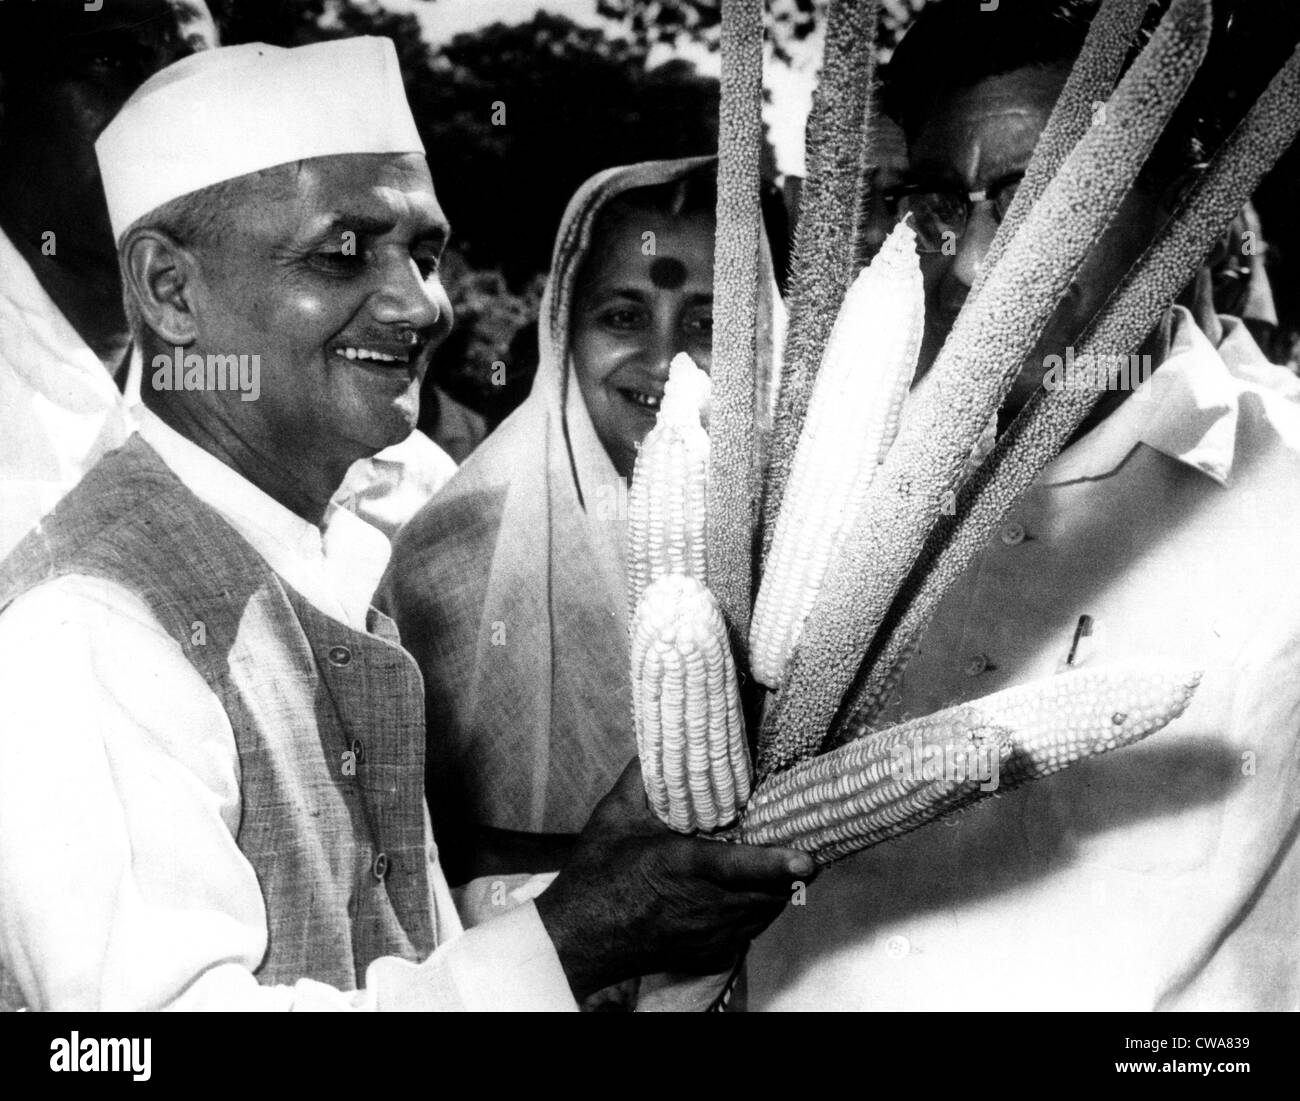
[595,0,932,61]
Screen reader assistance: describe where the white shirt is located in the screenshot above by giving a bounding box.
[0,225,457,556]
[750,309,1300,1010]
[0,226,140,561]
[0,408,575,1011]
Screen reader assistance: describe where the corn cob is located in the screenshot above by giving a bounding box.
[632,574,752,833]
[746,661,1200,864]
[971,0,1150,302]
[757,0,1212,776]
[978,661,1201,786]
[761,0,880,564]
[627,354,711,616]
[708,0,765,642]
[739,708,1012,853]
[749,221,923,689]
[837,39,1300,738]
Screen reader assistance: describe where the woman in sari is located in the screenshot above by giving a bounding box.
[381,157,781,884]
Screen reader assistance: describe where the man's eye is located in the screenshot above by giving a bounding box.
[414,252,441,279]
[314,250,362,272]
[80,49,144,80]
[991,177,1025,222]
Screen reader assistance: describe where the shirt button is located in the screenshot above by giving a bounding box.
[351,739,365,764]
[1000,522,1026,546]
[328,645,352,667]
[964,654,989,677]
[371,852,389,881]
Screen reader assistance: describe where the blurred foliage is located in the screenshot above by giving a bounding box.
[595,0,931,62]
[431,250,548,422]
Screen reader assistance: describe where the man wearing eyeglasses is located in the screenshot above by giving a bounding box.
[749,0,1300,1012]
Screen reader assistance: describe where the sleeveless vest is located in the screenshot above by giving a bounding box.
[0,435,436,1006]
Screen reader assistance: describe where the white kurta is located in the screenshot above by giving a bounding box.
[750,309,1300,1010]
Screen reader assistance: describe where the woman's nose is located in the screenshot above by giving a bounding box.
[642,323,678,379]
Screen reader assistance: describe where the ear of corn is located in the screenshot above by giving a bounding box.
[627,354,711,616]
[708,0,765,640]
[837,38,1300,738]
[977,661,1202,787]
[632,574,752,833]
[758,0,1212,776]
[761,0,880,564]
[745,662,1200,864]
[749,222,923,689]
[739,707,1013,856]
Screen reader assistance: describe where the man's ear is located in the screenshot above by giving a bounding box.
[121,228,202,346]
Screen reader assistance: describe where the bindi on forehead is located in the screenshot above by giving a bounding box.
[649,256,688,290]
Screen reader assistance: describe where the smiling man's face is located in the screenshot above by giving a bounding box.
[182,152,453,466]
[570,207,715,480]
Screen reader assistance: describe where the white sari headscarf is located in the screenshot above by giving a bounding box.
[383,156,783,841]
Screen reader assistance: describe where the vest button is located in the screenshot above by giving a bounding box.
[371,852,389,881]
[964,654,989,677]
[328,645,352,667]
[1000,522,1026,546]
[351,738,365,764]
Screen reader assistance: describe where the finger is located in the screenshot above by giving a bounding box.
[684,840,815,886]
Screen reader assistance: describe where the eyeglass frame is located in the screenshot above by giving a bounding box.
[882,171,1027,254]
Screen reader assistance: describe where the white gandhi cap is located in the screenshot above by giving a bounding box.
[96,37,425,243]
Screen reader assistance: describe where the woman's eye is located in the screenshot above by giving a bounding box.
[600,307,646,331]
[685,313,714,338]
[414,252,441,279]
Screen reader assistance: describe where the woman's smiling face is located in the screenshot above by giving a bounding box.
[570,204,715,480]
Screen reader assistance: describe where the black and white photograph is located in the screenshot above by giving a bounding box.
[0,0,1296,1062]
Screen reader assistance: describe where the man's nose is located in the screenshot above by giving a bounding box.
[949,203,1000,289]
[370,257,452,341]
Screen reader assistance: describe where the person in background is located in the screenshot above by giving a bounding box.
[748,0,1300,1012]
[1185,200,1284,364]
[380,159,784,889]
[0,38,810,1011]
[0,0,454,556]
[0,0,217,557]
[858,109,910,267]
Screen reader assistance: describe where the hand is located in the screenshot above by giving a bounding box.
[534,759,815,1000]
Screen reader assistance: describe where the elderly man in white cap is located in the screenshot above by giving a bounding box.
[0,37,812,1011]
[0,1,453,563]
